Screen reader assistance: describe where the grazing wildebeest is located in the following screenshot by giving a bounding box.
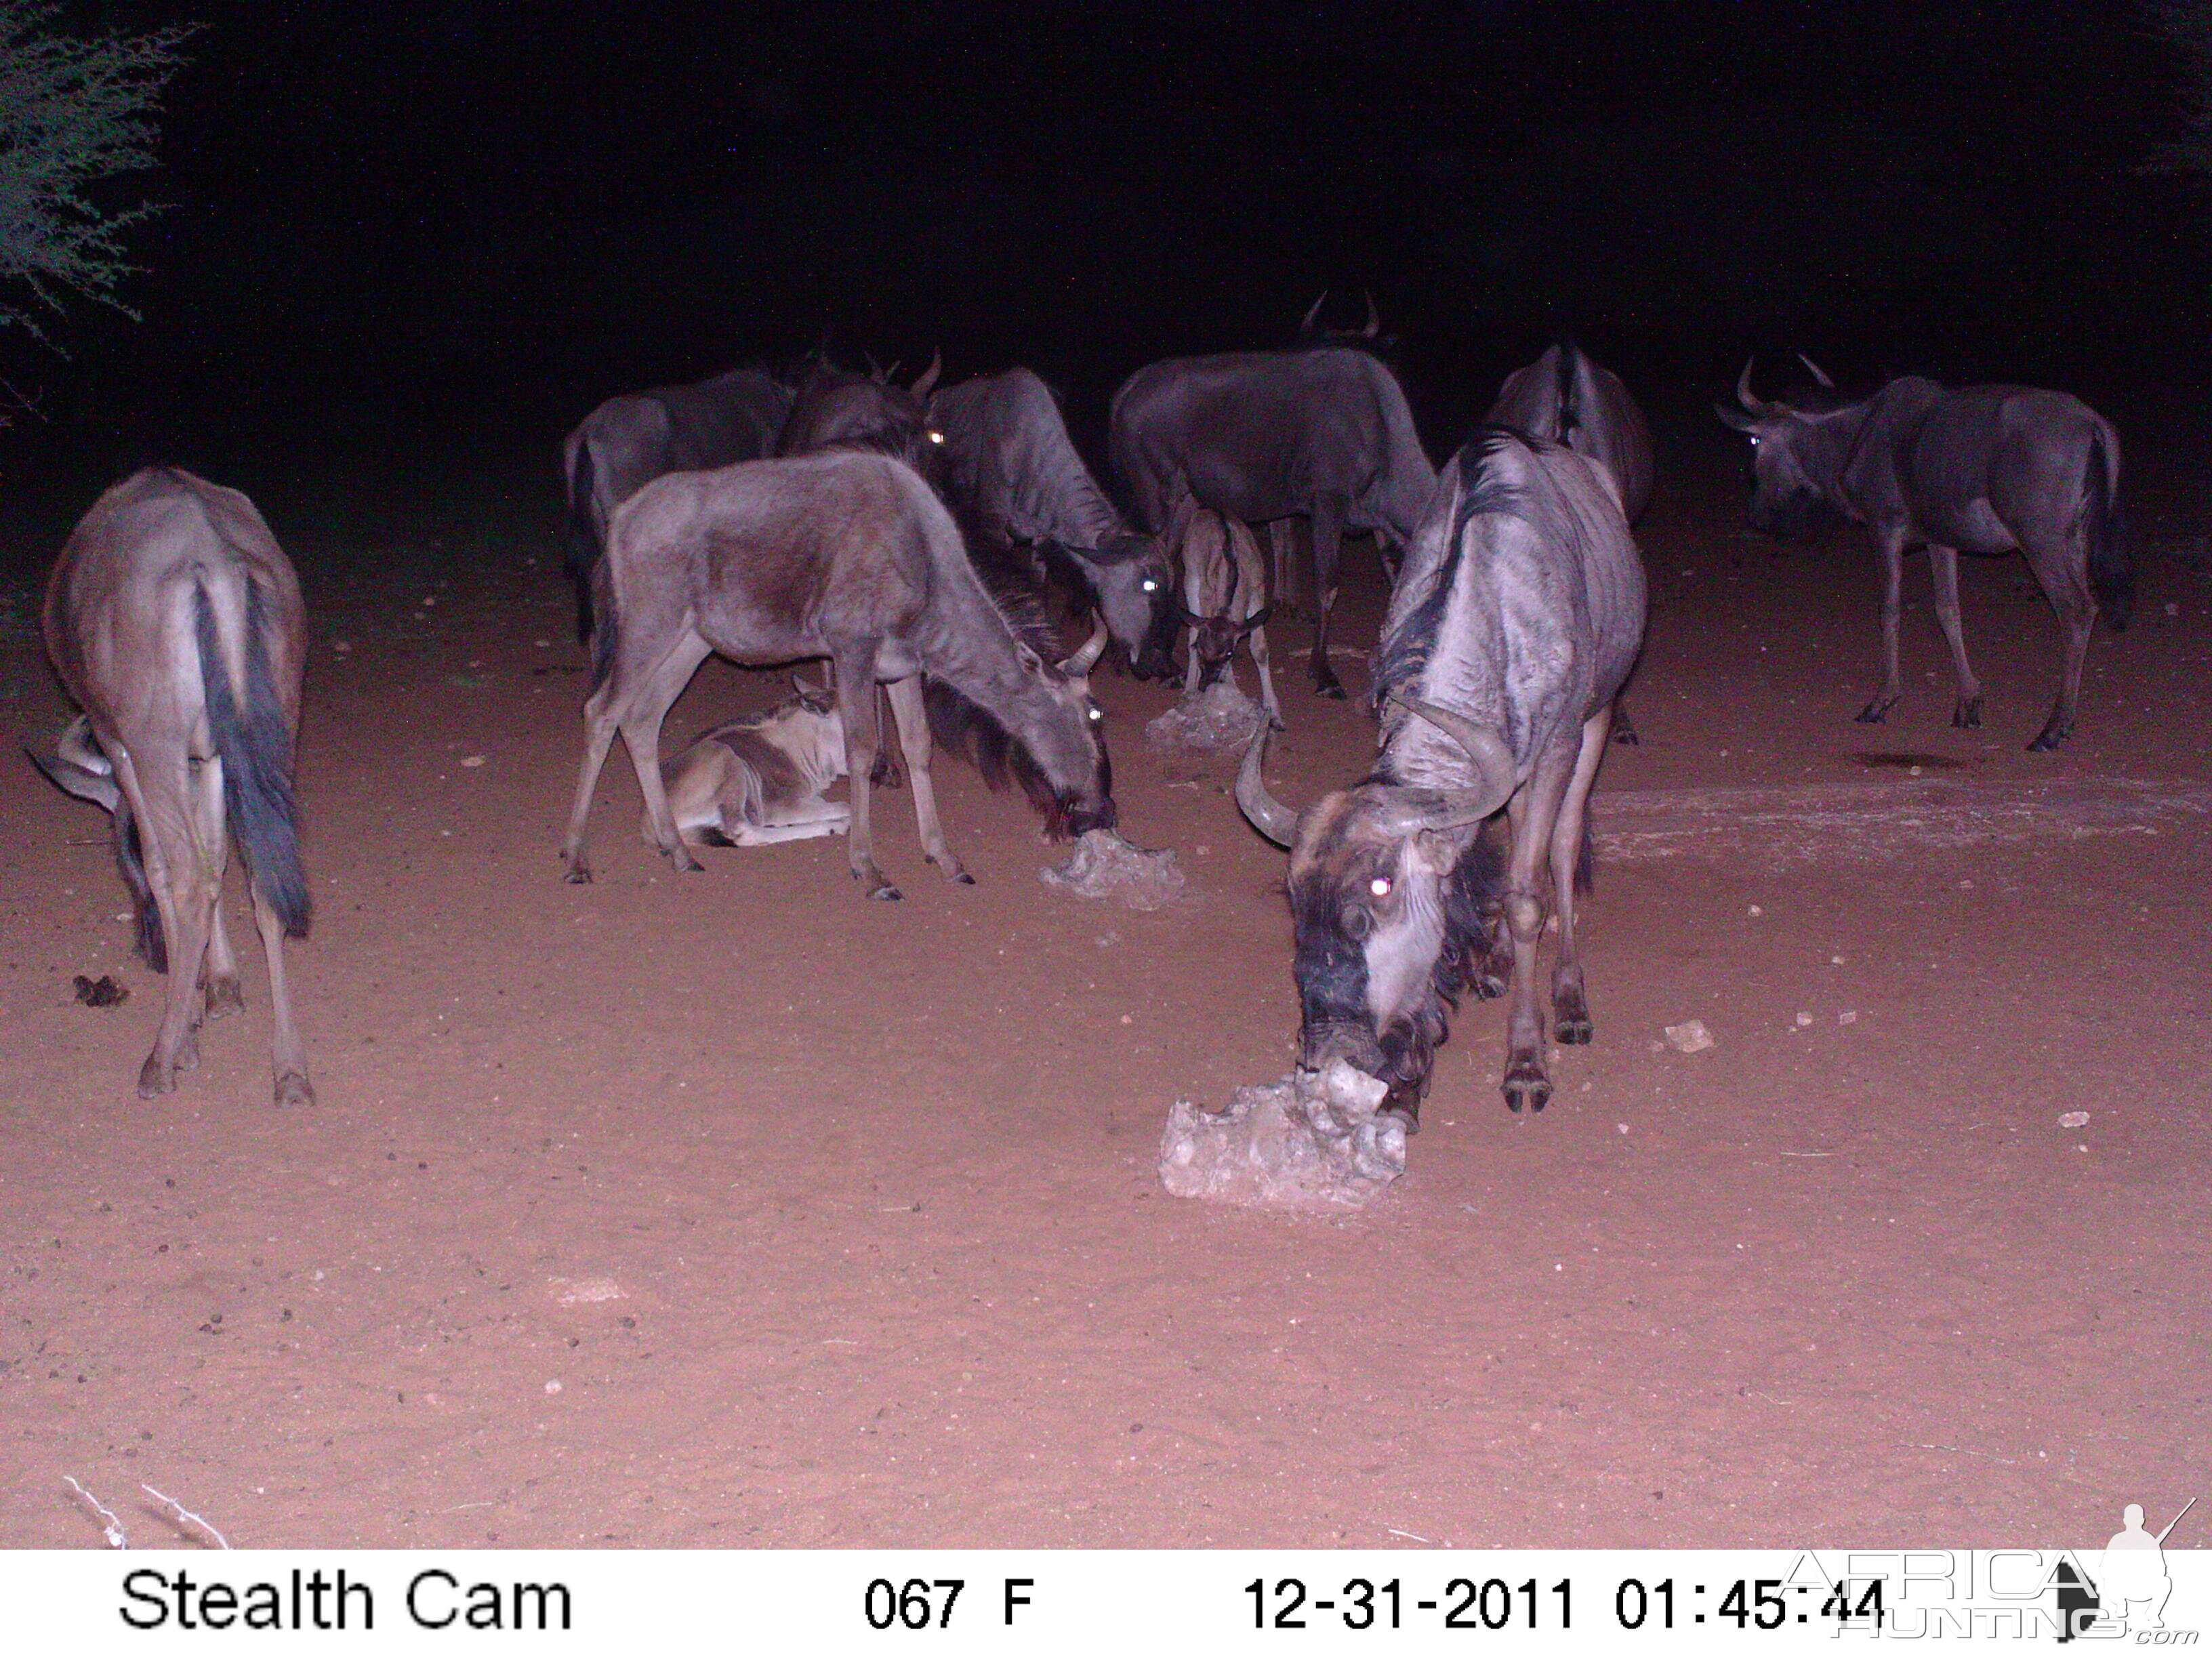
[1109,343,1437,699]
[926,367,1179,679]
[36,468,313,1106]
[562,367,795,640]
[657,680,851,848]
[778,353,944,466]
[1237,431,1647,1120]
[1718,361,2131,750]
[560,449,1114,901]
[1178,508,1282,726]
[1486,340,1656,743]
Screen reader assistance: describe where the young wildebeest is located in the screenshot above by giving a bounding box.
[926,367,1179,680]
[1237,431,1647,1121]
[1178,508,1282,727]
[1488,340,1656,743]
[562,367,796,640]
[1718,361,2131,750]
[560,449,1115,900]
[656,680,851,848]
[1109,342,1437,699]
[37,469,314,1105]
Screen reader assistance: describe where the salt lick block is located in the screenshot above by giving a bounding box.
[1160,1060,1408,1214]
[1144,678,1263,755]
[1040,828,1187,911]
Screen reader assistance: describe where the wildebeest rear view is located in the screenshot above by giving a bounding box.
[1238,430,1647,1119]
[560,448,1113,901]
[1719,364,2130,750]
[35,468,314,1108]
[1109,343,1437,699]
[1486,341,1656,523]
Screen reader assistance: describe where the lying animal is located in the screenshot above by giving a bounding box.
[655,681,851,848]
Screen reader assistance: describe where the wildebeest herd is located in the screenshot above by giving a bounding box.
[28,315,2133,1136]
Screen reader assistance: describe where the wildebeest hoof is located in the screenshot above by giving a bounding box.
[1501,1058,1551,1113]
[1314,678,1347,701]
[1952,695,1984,729]
[203,977,245,1019]
[2027,721,2070,752]
[870,754,904,790]
[564,861,593,885]
[1554,1013,1593,1045]
[954,870,977,886]
[1378,1101,1420,1136]
[274,1072,313,1108]
[1612,726,1640,746]
[1854,696,1898,724]
[137,1055,176,1098]
[669,847,705,874]
[869,882,903,901]
[1269,713,1287,731]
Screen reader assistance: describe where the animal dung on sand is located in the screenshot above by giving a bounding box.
[1145,678,1263,755]
[1160,1061,1408,1213]
[1040,828,1187,910]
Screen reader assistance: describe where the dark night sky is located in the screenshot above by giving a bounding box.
[13,0,2208,497]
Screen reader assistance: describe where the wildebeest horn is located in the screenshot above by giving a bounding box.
[1300,291,1328,333]
[1059,619,1108,677]
[1392,697,1517,824]
[1235,722,1300,848]
[1736,357,1780,418]
[1795,352,1835,389]
[910,350,943,398]
[1362,290,1380,337]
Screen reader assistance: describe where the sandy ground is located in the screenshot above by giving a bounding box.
[2,431,2207,1551]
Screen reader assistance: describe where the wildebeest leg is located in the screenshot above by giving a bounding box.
[833,647,901,901]
[560,694,622,884]
[869,685,903,790]
[1250,624,1284,729]
[613,634,715,874]
[249,882,312,1106]
[198,760,245,1017]
[1856,529,1908,724]
[1499,752,1572,1113]
[2020,534,2096,751]
[113,751,211,1097]
[1308,497,1348,699]
[1548,708,1613,1045]
[886,675,974,886]
[1268,521,1304,620]
[1610,694,1639,745]
[1927,545,1983,729]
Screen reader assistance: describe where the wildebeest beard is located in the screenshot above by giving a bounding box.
[1749,478,1838,544]
[920,678,1114,839]
[1288,819,1502,1115]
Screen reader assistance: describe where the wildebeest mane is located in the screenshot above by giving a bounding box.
[1371,428,1532,711]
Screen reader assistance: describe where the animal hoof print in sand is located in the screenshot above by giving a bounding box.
[1952,697,1983,729]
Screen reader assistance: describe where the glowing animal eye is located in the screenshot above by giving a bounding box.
[1087,705,1103,722]
[1369,876,1393,897]
[1748,436,1761,448]
[1141,579,1158,592]
[928,429,946,445]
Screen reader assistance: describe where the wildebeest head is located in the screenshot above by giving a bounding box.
[1182,603,1270,693]
[1080,532,1179,680]
[782,353,949,474]
[1235,703,1511,1118]
[1715,359,1840,543]
[928,620,1118,840]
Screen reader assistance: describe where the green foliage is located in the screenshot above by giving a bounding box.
[0,1,188,340]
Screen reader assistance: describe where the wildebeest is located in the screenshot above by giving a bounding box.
[1486,341,1654,523]
[37,468,314,1106]
[560,449,1114,900]
[562,367,796,640]
[1179,508,1282,726]
[1718,361,2131,750]
[657,680,851,848]
[926,367,1179,679]
[1237,431,1647,1120]
[1109,343,1437,699]
[778,353,944,466]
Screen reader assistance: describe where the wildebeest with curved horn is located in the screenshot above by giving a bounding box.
[1718,360,2131,750]
[562,367,796,640]
[1237,430,1647,1120]
[559,449,1114,901]
[1109,340,1437,699]
[36,468,314,1106]
[778,352,945,466]
[926,366,1180,680]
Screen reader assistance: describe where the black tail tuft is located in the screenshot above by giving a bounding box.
[566,441,602,644]
[117,801,166,971]
[197,584,311,939]
[2084,432,2131,632]
[588,554,619,696]
[1553,338,1583,446]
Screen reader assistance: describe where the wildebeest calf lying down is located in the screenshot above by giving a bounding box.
[37,468,314,1107]
[1238,430,1647,1121]
[657,680,851,848]
[560,449,1115,901]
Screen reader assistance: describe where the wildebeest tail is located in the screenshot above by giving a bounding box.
[1554,339,1582,445]
[566,440,602,643]
[2083,432,2131,632]
[195,581,311,939]
[588,552,620,696]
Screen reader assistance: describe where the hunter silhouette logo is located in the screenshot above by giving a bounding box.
[2057,1496,2196,1642]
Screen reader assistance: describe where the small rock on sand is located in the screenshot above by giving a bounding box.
[1042,830,1186,910]
[1663,1019,1715,1053]
[1160,1061,1407,1214]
